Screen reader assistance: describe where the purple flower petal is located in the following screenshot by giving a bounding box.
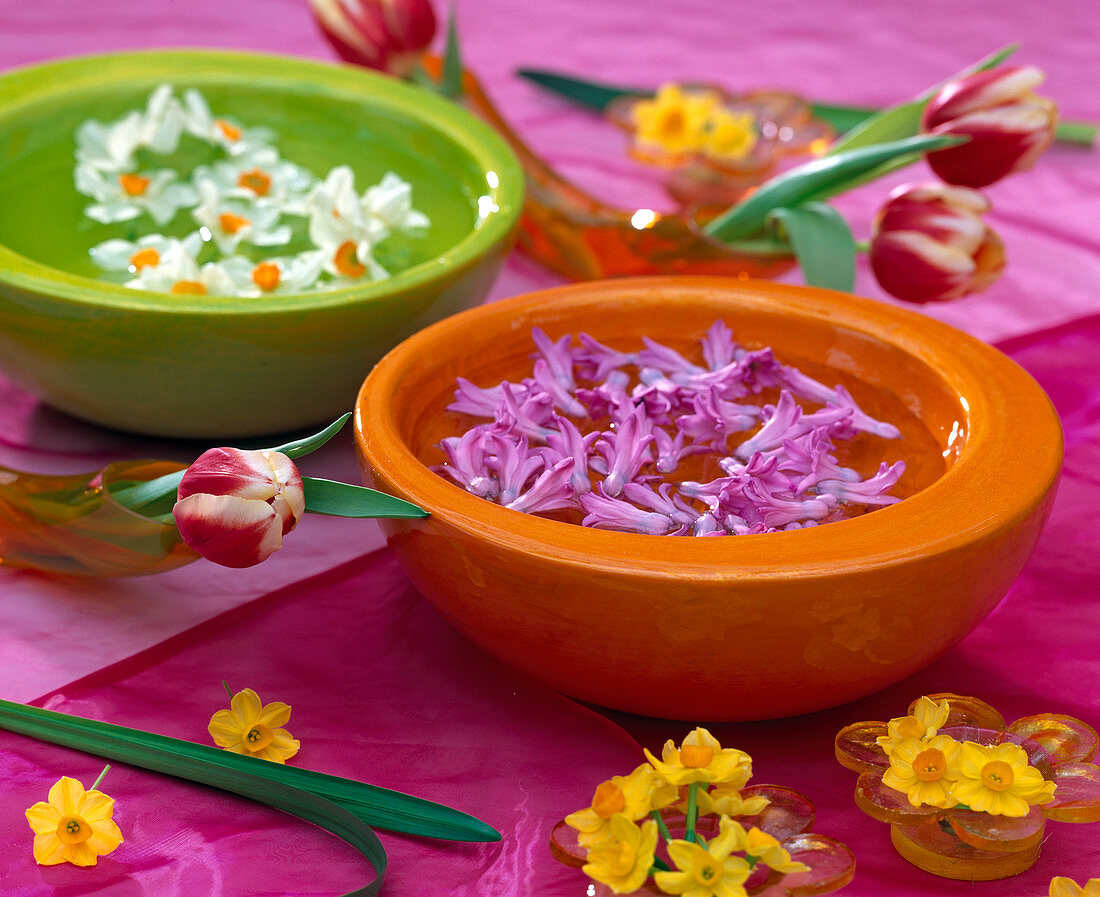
[506,457,577,514]
[580,487,673,535]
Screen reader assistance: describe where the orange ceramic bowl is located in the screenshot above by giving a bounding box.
[354,277,1062,720]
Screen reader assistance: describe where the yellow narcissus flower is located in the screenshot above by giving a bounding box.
[685,785,770,819]
[952,741,1056,816]
[566,763,677,847]
[653,815,753,897]
[701,109,758,163]
[25,776,123,866]
[724,818,810,875]
[881,734,963,809]
[876,695,951,756]
[1051,876,1100,897]
[582,814,658,894]
[208,687,300,763]
[645,727,752,787]
[633,84,719,155]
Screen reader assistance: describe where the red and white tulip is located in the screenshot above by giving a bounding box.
[869,183,1005,304]
[173,448,305,568]
[308,0,437,77]
[922,65,1058,188]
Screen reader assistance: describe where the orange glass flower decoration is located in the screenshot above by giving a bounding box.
[835,693,1100,881]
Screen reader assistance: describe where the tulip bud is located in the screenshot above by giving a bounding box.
[173,448,305,568]
[869,183,1005,303]
[922,65,1058,188]
[309,0,437,77]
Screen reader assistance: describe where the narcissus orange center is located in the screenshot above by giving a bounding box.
[118,173,150,196]
[219,212,250,235]
[171,280,207,295]
[914,748,948,782]
[252,262,281,292]
[129,248,160,270]
[238,168,272,196]
[592,781,626,818]
[215,119,241,142]
[982,759,1014,791]
[334,240,367,277]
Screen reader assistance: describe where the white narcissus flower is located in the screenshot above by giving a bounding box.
[139,83,188,155]
[192,146,317,215]
[90,232,204,275]
[126,242,237,296]
[173,448,305,568]
[191,181,291,255]
[181,88,275,155]
[306,166,389,281]
[361,170,429,236]
[75,164,198,226]
[221,252,327,296]
[74,112,145,174]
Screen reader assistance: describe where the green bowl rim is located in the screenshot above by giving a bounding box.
[0,48,524,315]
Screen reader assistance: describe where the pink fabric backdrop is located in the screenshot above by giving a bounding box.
[0,0,1098,894]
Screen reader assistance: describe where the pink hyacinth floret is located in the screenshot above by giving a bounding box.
[436,321,906,536]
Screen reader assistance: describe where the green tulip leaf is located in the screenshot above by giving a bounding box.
[272,413,351,459]
[829,44,1018,155]
[768,203,855,293]
[0,698,497,844]
[703,133,962,242]
[303,477,429,519]
[440,5,464,100]
[516,68,638,111]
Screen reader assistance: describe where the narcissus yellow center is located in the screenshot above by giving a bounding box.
[56,816,92,846]
[129,248,160,270]
[691,853,721,884]
[981,759,1015,791]
[680,743,714,768]
[238,168,272,196]
[219,212,250,235]
[245,724,275,752]
[334,240,366,277]
[592,781,626,819]
[605,841,638,877]
[118,173,150,196]
[252,262,281,292]
[913,748,948,782]
[171,280,207,295]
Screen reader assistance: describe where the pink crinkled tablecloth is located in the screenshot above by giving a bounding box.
[0,0,1098,894]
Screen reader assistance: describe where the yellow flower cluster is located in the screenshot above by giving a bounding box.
[567,727,807,896]
[877,697,1057,817]
[632,84,758,163]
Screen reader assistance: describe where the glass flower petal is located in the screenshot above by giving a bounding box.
[834,721,889,773]
[776,833,857,896]
[549,818,588,868]
[920,693,1006,730]
[737,785,815,841]
[946,805,1045,852]
[854,770,943,824]
[1044,762,1100,823]
[1006,714,1099,764]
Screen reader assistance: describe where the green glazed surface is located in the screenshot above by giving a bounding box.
[0,50,523,437]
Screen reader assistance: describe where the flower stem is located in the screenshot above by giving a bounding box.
[649,857,671,873]
[222,681,235,700]
[685,782,699,843]
[650,809,673,844]
[89,764,111,792]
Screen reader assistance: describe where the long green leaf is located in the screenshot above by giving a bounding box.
[0,699,499,843]
[516,68,637,111]
[829,44,1017,155]
[0,701,386,897]
[272,413,351,459]
[769,203,855,292]
[702,133,962,241]
[303,477,428,518]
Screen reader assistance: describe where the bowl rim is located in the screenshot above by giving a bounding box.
[0,48,524,315]
[355,276,1064,578]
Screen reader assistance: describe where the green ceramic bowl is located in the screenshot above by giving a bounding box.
[0,50,522,438]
